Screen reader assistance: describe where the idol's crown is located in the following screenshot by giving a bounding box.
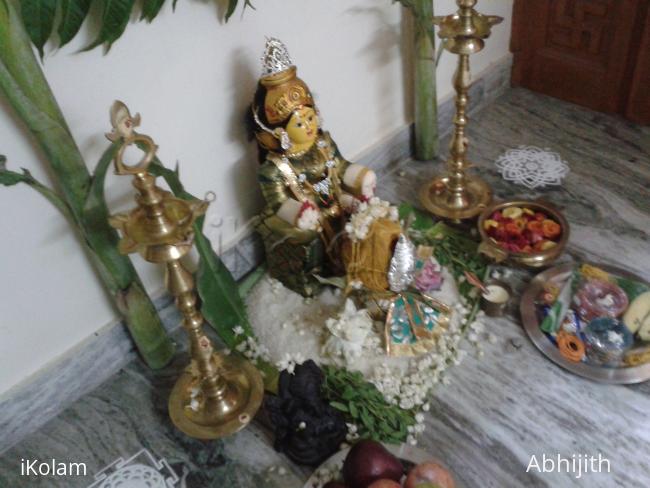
[261,37,293,77]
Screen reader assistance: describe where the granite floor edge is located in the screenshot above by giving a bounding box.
[0,55,512,454]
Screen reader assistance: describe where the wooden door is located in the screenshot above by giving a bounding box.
[511,0,650,124]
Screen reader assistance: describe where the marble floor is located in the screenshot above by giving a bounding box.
[1,88,649,487]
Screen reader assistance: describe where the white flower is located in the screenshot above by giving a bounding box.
[233,325,245,336]
[297,206,320,231]
[294,352,305,365]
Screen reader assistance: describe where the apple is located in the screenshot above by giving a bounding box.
[342,440,403,488]
[404,462,455,488]
[367,480,401,488]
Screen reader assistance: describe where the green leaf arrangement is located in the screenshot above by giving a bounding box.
[17,0,254,57]
[323,365,416,444]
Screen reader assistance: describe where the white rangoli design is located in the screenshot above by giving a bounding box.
[495,146,569,189]
[88,449,183,488]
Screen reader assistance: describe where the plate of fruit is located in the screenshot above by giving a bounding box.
[304,440,455,488]
[477,200,569,267]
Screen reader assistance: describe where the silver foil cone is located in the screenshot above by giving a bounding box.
[388,234,416,292]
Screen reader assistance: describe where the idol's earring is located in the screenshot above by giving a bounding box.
[315,106,323,128]
[252,105,292,152]
[278,129,292,151]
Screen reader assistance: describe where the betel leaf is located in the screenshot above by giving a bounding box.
[140,0,165,22]
[58,0,92,47]
[83,0,136,52]
[19,0,57,59]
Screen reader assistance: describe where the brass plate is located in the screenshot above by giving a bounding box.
[477,199,570,268]
[521,263,650,384]
[168,353,264,439]
[419,174,492,220]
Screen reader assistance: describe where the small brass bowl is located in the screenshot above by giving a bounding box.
[477,199,570,268]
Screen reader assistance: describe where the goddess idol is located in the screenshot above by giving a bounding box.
[250,38,378,296]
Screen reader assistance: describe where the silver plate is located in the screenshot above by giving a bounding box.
[520,263,650,384]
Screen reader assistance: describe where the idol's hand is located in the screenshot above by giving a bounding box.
[276,199,321,231]
[360,170,377,199]
[343,164,377,199]
[296,201,321,231]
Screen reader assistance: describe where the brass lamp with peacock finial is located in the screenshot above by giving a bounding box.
[420,0,502,220]
[107,101,263,439]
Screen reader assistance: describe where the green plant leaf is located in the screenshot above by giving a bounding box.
[141,0,165,22]
[58,0,92,47]
[195,229,255,343]
[330,401,348,413]
[84,0,136,51]
[225,0,254,21]
[349,401,359,419]
[82,142,136,289]
[225,0,238,20]
[19,0,57,59]
[148,158,253,342]
[399,202,434,231]
[0,155,74,220]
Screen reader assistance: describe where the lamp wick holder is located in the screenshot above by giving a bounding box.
[420,0,503,221]
[107,101,263,439]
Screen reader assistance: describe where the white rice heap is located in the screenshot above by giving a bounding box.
[246,268,493,408]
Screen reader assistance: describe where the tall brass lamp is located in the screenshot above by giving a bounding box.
[107,101,263,440]
[420,0,502,220]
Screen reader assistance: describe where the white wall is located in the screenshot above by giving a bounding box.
[0,0,512,395]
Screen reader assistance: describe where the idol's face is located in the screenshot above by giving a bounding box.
[286,106,318,146]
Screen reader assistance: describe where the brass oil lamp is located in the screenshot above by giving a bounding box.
[420,0,502,220]
[107,101,263,439]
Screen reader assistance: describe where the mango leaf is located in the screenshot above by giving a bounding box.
[19,0,57,59]
[58,0,92,47]
[141,0,165,22]
[83,0,136,52]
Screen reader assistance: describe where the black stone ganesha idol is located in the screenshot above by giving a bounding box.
[264,360,347,466]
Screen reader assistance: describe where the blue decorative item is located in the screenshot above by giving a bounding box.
[583,317,633,367]
[385,293,451,357]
